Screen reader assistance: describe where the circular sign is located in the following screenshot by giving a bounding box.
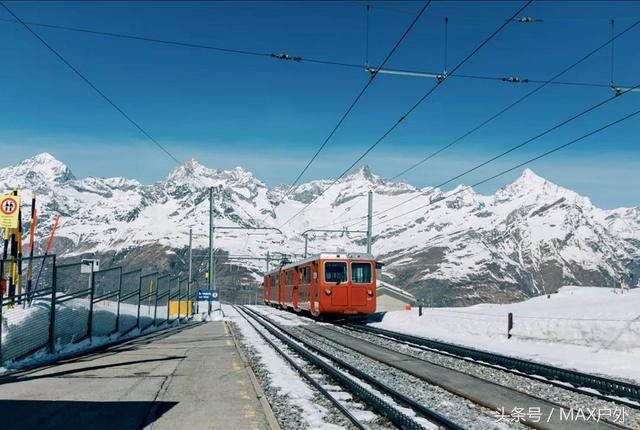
[0,197,18,216]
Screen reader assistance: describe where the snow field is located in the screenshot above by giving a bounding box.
[373,286,640,383]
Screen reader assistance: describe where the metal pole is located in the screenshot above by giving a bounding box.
[188,228,192,318]
[367,190,373,254]
[208,187,214,291]
[87,263,96,339]
[304,234,308,258]
[48,255,57,353]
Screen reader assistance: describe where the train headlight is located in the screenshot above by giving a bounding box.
[324,289,332,295]
[367,290,373,296]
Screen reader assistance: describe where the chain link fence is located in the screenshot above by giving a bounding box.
[0,255,195,369]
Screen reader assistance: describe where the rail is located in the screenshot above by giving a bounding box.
[349,324,640,403]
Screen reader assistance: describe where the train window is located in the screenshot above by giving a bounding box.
[351,262,372,283]
[325,262,347,283]
[286,270,294,285]
[299,266,311,284]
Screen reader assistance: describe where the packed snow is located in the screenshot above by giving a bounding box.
[372,286,640,383]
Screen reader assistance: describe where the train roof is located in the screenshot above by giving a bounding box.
[268,252,375,274]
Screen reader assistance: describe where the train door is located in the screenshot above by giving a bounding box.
[310,261,319,316]
[350,260,374,311]
[292,268,299,311]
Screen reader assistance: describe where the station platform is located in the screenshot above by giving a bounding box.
[0,321,280,430]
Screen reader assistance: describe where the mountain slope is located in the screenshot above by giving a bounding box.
[5,153,639,305]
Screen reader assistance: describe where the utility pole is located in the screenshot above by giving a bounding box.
[208,187,214,291]
[367,190,373,254]
[188,228,193,303]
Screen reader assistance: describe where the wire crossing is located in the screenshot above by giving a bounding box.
[311,18,640,232]
[278,0,533,229]
[0,17,624,90]
[362,79,640,224]
[0,2,182,165]
[374,101,640,228]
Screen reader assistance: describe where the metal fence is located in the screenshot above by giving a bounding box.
[0,255,197,368]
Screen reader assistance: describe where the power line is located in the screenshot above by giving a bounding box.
[313,18,640,231]
[278,0,533,229]
[375,102,640,228]
[0,17,623,91]
[0,2,182,165]
[364,80,640,224]
[257,0,432,226]
[391,18,640,181]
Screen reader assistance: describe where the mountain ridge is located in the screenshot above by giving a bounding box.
[4,153,638,305]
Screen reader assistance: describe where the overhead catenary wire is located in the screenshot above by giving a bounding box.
[366,79,640,223]
[0,2,182,165]
[278,0,533,229]
[375,100,640,228]
[316,18,640,231]
[0,17,624,91]
[391,18,640,181]
[273,1,432,203]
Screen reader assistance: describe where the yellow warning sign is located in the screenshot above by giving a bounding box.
[0,194,19,229]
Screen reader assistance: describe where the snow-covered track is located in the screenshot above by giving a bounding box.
[238,306,463,430]
[349,324,640,406]
[233,306,371,430]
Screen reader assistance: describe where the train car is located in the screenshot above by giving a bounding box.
[263,252,376,316]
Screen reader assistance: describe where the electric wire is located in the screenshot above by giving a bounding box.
[272,0,432,205]
[278,0,533,229]
[0,17,622,90]
[361,79,640,224]
[374,101,640,228]
[310,18,640,231]
[0,2,182,165]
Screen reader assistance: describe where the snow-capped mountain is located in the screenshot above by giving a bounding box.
[4,153,639,305]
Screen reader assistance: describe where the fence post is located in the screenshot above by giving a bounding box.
[167,278,171,323]
[507,312,513,339]
[48,255,57,353]
[87,266,97,340]
[153,276,159,327]
[136,273,143,330]
[177,279,182,321]
[186,278,191,319]
[115,267,123,333]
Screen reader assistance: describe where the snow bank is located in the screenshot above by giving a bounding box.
[1,294,187,372]
[372,286,640,383]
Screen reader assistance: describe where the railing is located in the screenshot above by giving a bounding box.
[0,255,197,368]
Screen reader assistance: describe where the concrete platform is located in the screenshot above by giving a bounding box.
[0,322,279,430]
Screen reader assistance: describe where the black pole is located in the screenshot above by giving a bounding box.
[87,265,96,339]
[48,255,57,353]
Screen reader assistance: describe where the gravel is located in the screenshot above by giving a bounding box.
[329,325,640,430]
[230,315,394,430]
[286,325,522,430]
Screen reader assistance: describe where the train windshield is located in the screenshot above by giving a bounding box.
[325,262,347,283]
[351,262,372,283]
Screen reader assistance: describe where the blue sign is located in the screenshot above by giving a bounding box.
[197,289,219,301]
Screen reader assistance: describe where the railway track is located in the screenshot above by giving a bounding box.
[347,323,640,406]
[244,305,638,430]
[235,305,464,430]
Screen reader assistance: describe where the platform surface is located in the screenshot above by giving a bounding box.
[0,322,275,430]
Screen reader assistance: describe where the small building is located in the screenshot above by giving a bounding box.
[376,280,415,312]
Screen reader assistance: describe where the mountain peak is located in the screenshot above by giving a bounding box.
[6,152,75,183]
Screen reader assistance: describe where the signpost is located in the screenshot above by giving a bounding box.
[0,194,19,229]
[197,289,218,301]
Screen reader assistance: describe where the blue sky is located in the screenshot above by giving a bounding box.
[1,1,639,208]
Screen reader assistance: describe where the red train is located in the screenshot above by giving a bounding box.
[263,252,377,316]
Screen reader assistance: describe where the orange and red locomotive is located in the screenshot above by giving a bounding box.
[263,252,377,316]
